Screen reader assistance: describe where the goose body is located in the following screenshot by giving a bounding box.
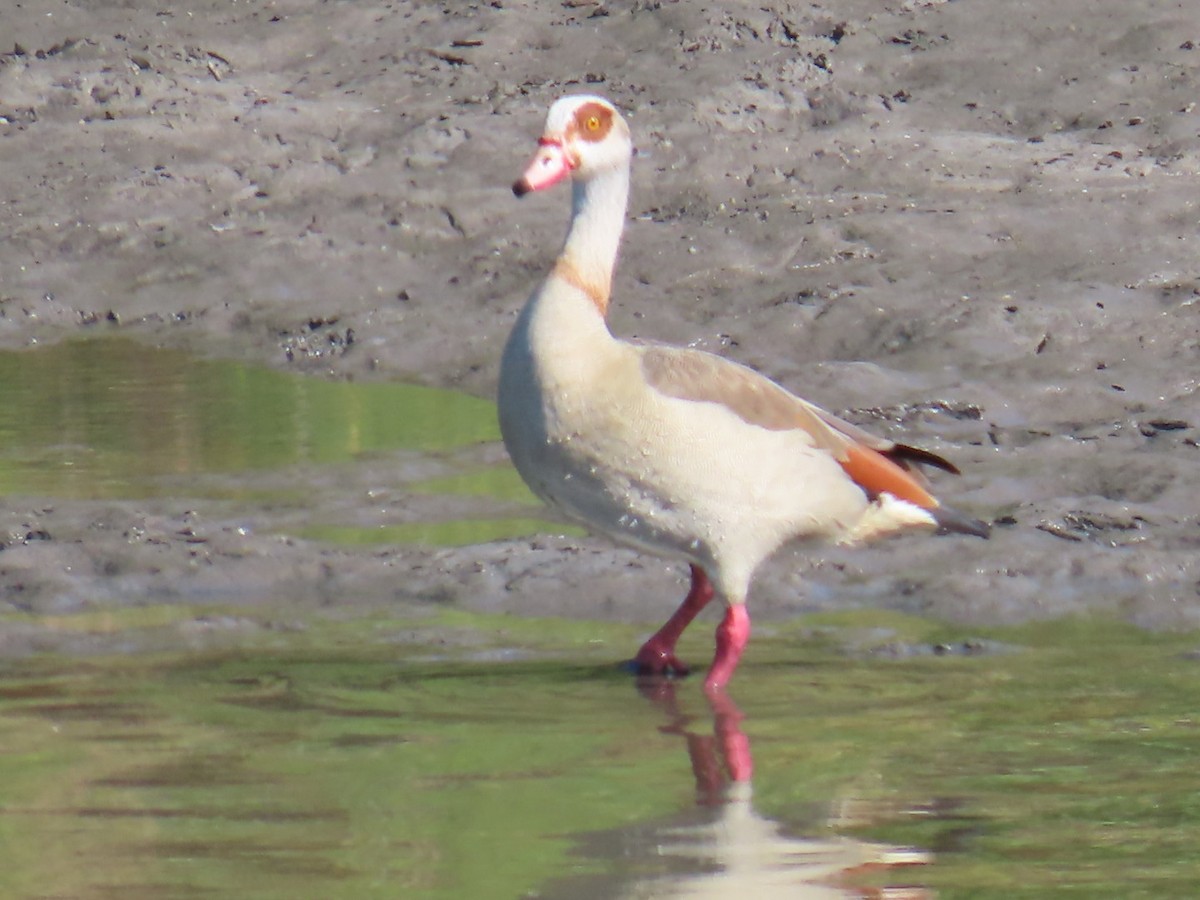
[498,96,987,692]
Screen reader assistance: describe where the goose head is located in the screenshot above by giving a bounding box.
[513,95,632,196]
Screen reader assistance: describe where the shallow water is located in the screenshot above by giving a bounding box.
[0,337,568,543]
[3,614,1200,898]
[0,337,487,492]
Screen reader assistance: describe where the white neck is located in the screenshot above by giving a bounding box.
[556,161,630,315]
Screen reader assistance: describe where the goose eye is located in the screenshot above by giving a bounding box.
[574,104,611,142]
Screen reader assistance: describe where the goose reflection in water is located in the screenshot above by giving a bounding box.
[550,680,932,900]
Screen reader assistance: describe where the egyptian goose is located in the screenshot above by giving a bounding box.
[498,95,988,693]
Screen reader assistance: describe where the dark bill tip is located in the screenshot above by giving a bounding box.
[512,179,531,197]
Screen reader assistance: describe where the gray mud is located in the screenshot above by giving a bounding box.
[1,0,1199,653]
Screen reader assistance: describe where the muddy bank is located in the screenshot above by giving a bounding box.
[1,0,1199,651]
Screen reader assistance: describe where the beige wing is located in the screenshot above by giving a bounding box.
[638,344,956,508]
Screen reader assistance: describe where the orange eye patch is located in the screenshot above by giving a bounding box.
[573,102,613,142]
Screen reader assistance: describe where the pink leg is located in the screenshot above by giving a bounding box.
[703,604,751,693]
[634,565,715,677]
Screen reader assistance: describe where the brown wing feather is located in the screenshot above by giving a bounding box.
[639,345,847,457]
[639,344,966,510]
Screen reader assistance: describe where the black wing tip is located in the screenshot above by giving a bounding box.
[888,442,962,475]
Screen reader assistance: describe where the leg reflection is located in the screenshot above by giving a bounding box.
[636,676,752,804]
[632,678,933,898]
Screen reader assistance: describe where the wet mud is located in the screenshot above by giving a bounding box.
[1,0,1199,654]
